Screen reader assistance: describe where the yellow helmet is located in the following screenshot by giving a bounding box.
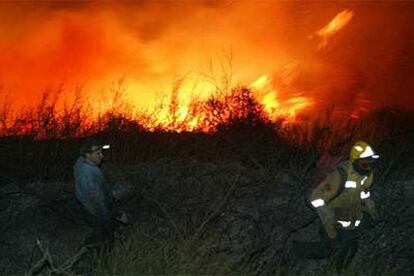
[350,141,379,161]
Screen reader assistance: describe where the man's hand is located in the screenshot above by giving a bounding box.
[115,211,129,225]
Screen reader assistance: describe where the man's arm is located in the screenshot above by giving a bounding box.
[309,170,342,239]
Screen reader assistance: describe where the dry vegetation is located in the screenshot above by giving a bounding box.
[0,87,413,275]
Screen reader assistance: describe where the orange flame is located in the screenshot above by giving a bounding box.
[250,74,313,122]
[132,70,313,132]
[314,9,354,48]
[3,2,410,136]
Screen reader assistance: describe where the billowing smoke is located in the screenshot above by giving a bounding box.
[0,0,413,114]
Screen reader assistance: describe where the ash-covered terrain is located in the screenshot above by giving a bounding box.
[1,111,413,275]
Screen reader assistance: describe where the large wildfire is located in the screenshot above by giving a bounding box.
[0,1,413,134]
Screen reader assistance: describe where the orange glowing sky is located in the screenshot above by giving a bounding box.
[1,1,413,117]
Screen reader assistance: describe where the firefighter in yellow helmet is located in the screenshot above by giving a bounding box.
[294,141,379,272]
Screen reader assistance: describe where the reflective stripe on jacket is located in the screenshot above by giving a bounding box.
[310,160,377,229]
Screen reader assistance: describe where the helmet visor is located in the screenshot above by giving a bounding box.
[360,155,379,163]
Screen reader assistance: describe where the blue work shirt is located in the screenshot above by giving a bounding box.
[74,156,113,222]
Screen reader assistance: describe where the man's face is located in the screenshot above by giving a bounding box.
[85,146,104,165]
[357,158,374,171]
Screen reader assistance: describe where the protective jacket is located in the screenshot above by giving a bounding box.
[309,160,378,237]
[74,156,113,222]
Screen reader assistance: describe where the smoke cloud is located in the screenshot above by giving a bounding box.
[0,0,413,114]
